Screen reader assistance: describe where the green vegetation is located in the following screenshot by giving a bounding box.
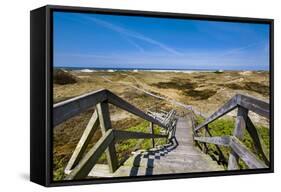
[214,70,224,74]
[53,120,166,181]
[116,121,166,163]
[53,69,78,85]
[195,116,269,169]
[244,82,269,96]
[225,81,269,96]
[183,89,217,100]
[151,78,197,90]
[151,78,217,100]
[52,70,269,179]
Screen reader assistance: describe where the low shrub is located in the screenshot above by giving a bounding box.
[53,69,77,85]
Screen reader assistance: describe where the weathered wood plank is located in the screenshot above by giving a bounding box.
[150,122,155,148]
[114,130,167,140]
[228,106,248,170]
[107,91,167,128]
[238,94,269,119]
[194,136,230,146]
[203,125,227,164]
[195,95,238,131]
[163,110,173,126]
[65,129,114,180]
[202,126,208,153]
[160,109,168,114]
[229,136,268,169]
[65,110,99,174]
[245,116,269,165]
[96,101,118,173]
[53,89,107,126]
[148,111,166,122]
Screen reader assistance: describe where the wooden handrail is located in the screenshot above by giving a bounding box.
[193,135,267,169]
[194,136,230,146]
[55,89,173,179]
[107,91,167,128]
[193,94,269,170]
[229,136,267,169]
[194,95,238,131]
[65,129,115,180]
[53,89,107,126]
[238,94,269,119]
[65,128,169,180]
[65,110,100,173]
[195,94,269,131]
[54,89,167,129]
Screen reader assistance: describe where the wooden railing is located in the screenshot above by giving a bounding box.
[193,94,269,170]
[53,89,175,180]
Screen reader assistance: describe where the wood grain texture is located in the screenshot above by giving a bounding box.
[66,129,114,180]
[65,110,99,174]
[96,101,118,173]
[195,95,238,131]
[150,122,155,148]
[194,136,230,146]
[245,116,269,165]
[53,89,107,126]
[238,94,269,119]
[229,136,268,169]
[228,106,248,170]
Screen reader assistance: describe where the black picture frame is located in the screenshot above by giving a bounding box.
[30,4,274,187]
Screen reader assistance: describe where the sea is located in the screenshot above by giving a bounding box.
[54,66,220,73]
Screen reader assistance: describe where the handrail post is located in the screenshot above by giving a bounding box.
[202,125,209,153]
[228,106,248,170]
[96,101,118,173]
[150,122,155,148]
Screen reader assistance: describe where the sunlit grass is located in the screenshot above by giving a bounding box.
[195,116,269,169]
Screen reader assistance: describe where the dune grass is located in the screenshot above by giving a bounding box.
[195,116,269,169]
[53,120,166,181]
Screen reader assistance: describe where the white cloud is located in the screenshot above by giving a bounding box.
[83,15,182,56]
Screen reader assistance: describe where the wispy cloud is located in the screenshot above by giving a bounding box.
[121,35,145,52]
[219,41,265,57]
[55,47,269,70]
[83,16,182,56]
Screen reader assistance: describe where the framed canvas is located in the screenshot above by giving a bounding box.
[30,5,274,187]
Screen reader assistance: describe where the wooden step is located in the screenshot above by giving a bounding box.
[88,164,172,177]
[87,116,225,178]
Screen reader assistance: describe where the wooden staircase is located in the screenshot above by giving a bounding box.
[53,89,269,180]
[89,116,223,177]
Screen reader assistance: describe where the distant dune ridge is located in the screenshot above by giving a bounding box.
[52,69,270,180]
[53,69,78,85]
[53,69,269,118]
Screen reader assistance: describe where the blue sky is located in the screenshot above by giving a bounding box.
[53,11,270,70]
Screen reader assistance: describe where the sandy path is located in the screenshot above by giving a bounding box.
[101,75,205,117]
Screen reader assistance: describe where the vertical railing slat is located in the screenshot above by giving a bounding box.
[150,122,155,148]
[96,101,118,173]
[228,106,248,170]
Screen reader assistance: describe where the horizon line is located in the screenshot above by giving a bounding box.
[54,66,269,71]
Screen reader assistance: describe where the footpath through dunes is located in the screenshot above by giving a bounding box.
[89,115,224,177]
[59,89,269,180]
[101,75,205,117]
